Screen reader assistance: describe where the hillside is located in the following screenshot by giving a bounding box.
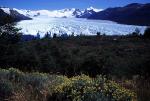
[0,7,31,25]
[88,3,150,26]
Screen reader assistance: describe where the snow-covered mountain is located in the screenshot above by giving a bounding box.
[0,7,31,25]
[78,7,102,18]
[86,7,102,12]
[14,7,103,18]
[0,7,31,19]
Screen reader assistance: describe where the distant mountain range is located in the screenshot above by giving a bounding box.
[13,7,102,18]
[88,3,150,26]
[1,3,150,26]
[0,6,102,25]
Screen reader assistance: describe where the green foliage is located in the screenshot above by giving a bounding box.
[129,28,141,37]
[0,36,150,78]
[7,68,25,82]
[25,72,50,89]
[0,24,21,44]
[144,27,150,39]
[0,68,135,101]
[52,74,135,101]
[44,32,51,39]
[96,32,101,36]
[0,81,14,100]
[53,33,57,38]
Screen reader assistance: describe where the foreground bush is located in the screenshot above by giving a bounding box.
[52,75,135,101]
[0,81,14,100]
[0,68,135,101]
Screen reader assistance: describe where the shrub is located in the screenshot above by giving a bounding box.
[0,81,14,100]
[8,68,25,82]
[52,75,135,101]
[0,68,9,80]
[143,27,150,39]
[53,33,57,38]
[25,72,50,89]
[0,35,150,78]
[0,24,21,44]
[96,32,101,36]
[0,68,136,101]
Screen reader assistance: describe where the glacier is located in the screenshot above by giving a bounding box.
[16,17,146,37]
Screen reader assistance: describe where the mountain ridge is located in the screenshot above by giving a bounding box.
[1,3,150,26]
[88,3,150,26]
[0,7,31,25]
[13,7,103,18]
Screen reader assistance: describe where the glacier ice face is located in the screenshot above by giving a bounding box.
[16,17,146,37]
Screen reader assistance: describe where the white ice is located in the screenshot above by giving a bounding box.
[16,17,146,37]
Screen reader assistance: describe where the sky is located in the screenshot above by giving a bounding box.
[0,0,150,10]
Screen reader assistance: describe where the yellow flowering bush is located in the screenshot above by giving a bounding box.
[0,68,136,101]
[102,80,135,101]
[53,74,135,101]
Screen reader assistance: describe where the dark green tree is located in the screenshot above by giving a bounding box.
[144,27,150,39]
[0,24,22,44]
[44,32,51,39]
[96,32,101,36]
[131,28,140,37]
[53,33,57,38]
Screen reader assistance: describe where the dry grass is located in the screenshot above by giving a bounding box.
[114,77,150,101]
